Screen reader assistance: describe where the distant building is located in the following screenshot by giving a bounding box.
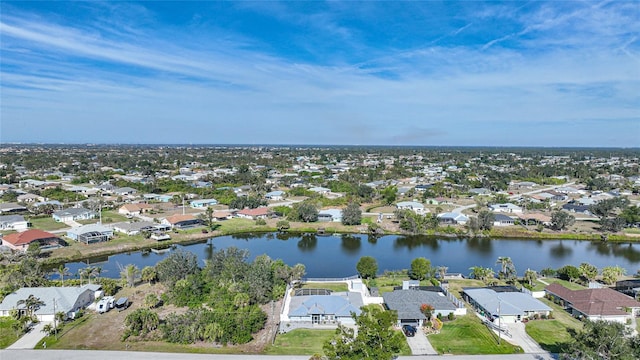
[0,215,29,231]
[489,203,523,214]
[52,208,96,222]
[396,201,428,215]
[162,214,202,229]
[190,199,218,208]
[437,212,469,225]
[67,224,113,244]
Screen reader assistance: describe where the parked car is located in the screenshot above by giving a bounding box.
[402,324,416,337]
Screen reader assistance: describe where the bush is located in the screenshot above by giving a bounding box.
[255,218,266,225]
[447,312,455,321]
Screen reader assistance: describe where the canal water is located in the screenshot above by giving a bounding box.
[60,233,640,279]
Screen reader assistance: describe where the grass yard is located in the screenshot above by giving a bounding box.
[301,283,349,292]
[428,315,522,355]
[265,329,334,355]
[99,210,130,224]
[28,217,68,231]
[525,298,583,353]
[0,318,19,349]
[540,278,586,291]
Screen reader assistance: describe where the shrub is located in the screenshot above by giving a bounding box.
[447,312,455,321]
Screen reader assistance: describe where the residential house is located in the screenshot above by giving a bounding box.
[545,283,640,323]
[383,288,464,327]
[516,213,551,226]
[1,229,63,252]
[562,203,592,215]
[143,194,173,203]
[211,210,233,221]
[309,187,331,195]
[0,215,29,231]
[16,193,44,203]
[53,208,96,222]
[286,292,363,328]
[265,190,285,201]
[469,188,491,196]
[67,224,113,244]
[437,212,469,225]
[489,203,523,214]
[615,279,640,297]
[493,214,515,227]
[190,199,218,208]
[113,187,138,196]
[162,214,202,229]
[236,207,270,220]
[318,209,343,222]
[0,203,28,214]
[118,203,154,216]
[396,201,428,215]
[0,284,101,321]
[463,287,551,323]
[112,221,166,236]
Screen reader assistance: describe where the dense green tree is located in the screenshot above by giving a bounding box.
[477,210,495,231]
[341,202,362,226]
[523,268,537,286]
[123,308,159,339]
[356,256,378,279]
[469,266,495,285]
[291,202,319,222]
[551,211,576,231]
[601,265,626,285]
[323,305,404,360]
[141,266,157,285]
[564,320,640,360]
[557,265,581,283]
[155,249,199,288]
[409,257,433,281]
[578,262,598,282]
[380,186,397,205]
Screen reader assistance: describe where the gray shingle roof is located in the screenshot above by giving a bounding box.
[463,288,551,317]
[383,289,457,321]
[289,293,362,317]
[0,285,99,315]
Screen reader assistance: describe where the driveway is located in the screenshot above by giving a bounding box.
[7,321,51,349]
[503,322,548,355]
[405,326,438,355]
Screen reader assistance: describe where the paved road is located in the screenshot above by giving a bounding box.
[7,321,51,350]
[0,350,559,360]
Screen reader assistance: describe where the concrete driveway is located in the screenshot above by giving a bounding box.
[7,321,51,349]
[405,326,438,355]
[503,322,548,355]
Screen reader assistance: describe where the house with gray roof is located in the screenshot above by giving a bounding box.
[52,208,96,222]
[0,215,29,231]
[112,221,159,235]
[383,289,464,327]
[396,201,428,215]
[0,203,28,214]
[462,288,551,323]
[437,212,469,225]
[493,214,515,227]
[67,224,113,244]
[318,209,343,222]
[0,284,101,321]
[287,292,363,327]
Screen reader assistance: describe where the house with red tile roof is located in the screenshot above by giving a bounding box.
[236,207,270,220]
[545,283,640,323]
[1,229,63,252]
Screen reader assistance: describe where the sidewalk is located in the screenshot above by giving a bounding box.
[7,321,51,349]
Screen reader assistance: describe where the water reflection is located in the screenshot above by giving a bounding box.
[297,233,317,252]
[340,234,361,254]
[394,235,439,251]
[466,237,492,254]
[550,241,573,258]
[588,241,640,263]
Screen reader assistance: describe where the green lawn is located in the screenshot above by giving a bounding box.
[301,283,349,292]
[0,318,19,349]
[540,278,586,291]
[265,329,335,355]
[428,315,522,355]
[98,210,129,224]
[525,298,583,353]
[29,217,68,231]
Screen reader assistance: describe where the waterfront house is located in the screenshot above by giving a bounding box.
[437,212,469,225]
[463,287,551,323]
[162,214,202,229]
[318,209,343,222]
[489,203,523,214]
[383,288,463,327]
[287,291,362,328]
[493,214,515,227]
[66,224,113,244]
[1,229,63,252]
[112,221,167,235]
[396,201,428,215]
[545,283,640,323]
[236,207,270,220]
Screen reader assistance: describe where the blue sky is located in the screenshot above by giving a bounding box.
[1,1,638,146]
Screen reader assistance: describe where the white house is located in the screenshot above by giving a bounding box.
[489,203,523,214]
[52,208,96,222]
[265,190,285,201]
[190,199,218,208]
[0,284,101,321]
[437,212,469,225]
[463,288,551,323]
[396,201,428,215]
[493,214,515,227]
[318,209,343,222]
[0,215,29,231]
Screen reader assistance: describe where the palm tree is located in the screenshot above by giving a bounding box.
[78,268,90,285]
[120,264,140,287]
[17,294,45,320]
[55,265,70,286]
[88,266,102,283]
[437,266,448,282]
[496,256,512,277]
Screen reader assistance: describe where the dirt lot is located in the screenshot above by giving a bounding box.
[54,283,283,353]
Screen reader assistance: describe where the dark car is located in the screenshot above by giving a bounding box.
[402,324,416,337]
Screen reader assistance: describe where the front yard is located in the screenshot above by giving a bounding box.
[265,329,334,355]
[428,314,522,354]
[525,298,583,353]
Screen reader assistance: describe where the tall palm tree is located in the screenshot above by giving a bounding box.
[78,268,90,285]
[17,294,45,319]
[55,265,70,286]
[89,266,102,283]
[496,256,513,277]
[437,266,448,282]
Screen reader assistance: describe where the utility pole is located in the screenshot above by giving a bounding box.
[53,298,57,340]
[497,299,501,345]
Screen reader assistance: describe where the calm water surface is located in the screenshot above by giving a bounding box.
[61,233,640,279]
